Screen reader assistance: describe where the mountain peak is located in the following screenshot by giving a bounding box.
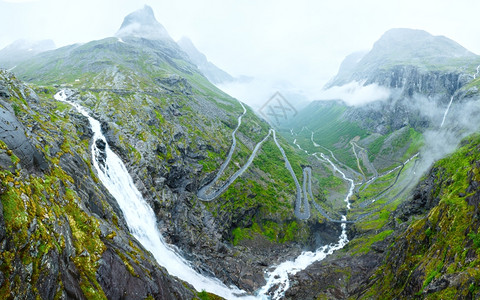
[115,5,172,41]
[371,28,475,59]
[325,28,479,88]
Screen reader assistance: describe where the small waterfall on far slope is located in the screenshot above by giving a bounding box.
[54,90,254,300]
[440,96,454,128]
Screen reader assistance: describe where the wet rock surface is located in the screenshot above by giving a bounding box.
[0,70,195,299]
[0,104,47,172]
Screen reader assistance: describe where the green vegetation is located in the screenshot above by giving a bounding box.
[367,134,387,160]
[0,166,107,299]
[0,73,112,298]
[363,134,480,298]
[285,101,368,170]
[232,220,305,245]
[197,290,223,300]
[349,229,394,254]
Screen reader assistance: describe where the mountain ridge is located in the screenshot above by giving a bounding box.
[326,28,480,90]
[177,36,234,84]
[3,6,339,296]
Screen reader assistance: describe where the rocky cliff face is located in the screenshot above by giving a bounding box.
[116,5,173,41]
[327,28,479,89]
[363,64,470,100]
[0,70,196,299]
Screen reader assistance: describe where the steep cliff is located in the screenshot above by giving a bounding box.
[177,37,234,85]
[0,70,197,299]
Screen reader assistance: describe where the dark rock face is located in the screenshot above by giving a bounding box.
[95,138,107,169]
[155,75,193,95]
[0,83,10,98]
[97,241,195,300]
[286,245,388,299]
[0,106,47,172]
[394,166,442,221]
[36,250,61,300]
[364,65,468,99]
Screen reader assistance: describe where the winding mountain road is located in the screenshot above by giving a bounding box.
[351,141,367,181]
[357,153,419,209]
[198,106,417,225]
[197,101,247,200]
[272,130,311,220]
[197,129,272,201]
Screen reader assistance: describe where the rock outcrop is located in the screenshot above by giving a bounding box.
[0,70,196,299]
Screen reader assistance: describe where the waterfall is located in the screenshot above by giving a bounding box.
[54,90,254,300]
[474,64,480,79]
[440,96,454,128]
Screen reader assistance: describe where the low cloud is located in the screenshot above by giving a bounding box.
[318,81,391,106]
[409,95,480,179]
[217,77,311,111]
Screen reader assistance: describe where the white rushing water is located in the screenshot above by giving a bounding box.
[474,64,480,79]
[257,149,354,299]
[56,90,357,299]
[440,96,454,128]
[54,91,255,300]
[257,220,348,299]
[320,153,354,210]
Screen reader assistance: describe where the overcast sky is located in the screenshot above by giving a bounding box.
[1,0,480,105]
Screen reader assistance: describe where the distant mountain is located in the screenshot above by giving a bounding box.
[0,39,56,69]
[287,28,480,175]
[177,36,234,84]
[324,51,367,87]
[116,5,173,41]
[326,28,480,92]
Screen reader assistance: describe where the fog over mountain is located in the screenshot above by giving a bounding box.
[1,0,480,108]
[115,5,173,41]
[2,2,480,300]
[0,39,55,69]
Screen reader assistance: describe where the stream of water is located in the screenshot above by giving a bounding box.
[56,90,355,299]
[54,90,255,300]
[440,96,454,128]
